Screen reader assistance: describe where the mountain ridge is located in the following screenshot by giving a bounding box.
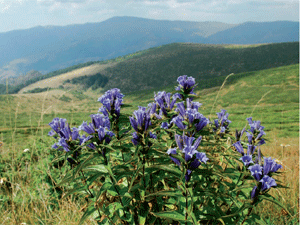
[0,16,298,84]
[15,42,299,94]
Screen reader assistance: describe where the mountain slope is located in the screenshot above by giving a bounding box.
[0,17,235,83]
[103,42,299,92]
[207,21,299,44]
[0,17,298,83]
[18,42,299,94]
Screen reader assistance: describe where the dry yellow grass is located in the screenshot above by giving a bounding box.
[254,131,299,223]
[18,62,117,94]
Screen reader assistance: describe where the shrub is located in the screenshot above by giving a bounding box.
[48,75,287,224]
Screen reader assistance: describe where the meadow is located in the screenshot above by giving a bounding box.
[0,64,299,224]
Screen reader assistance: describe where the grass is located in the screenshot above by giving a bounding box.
[0,64,298,224]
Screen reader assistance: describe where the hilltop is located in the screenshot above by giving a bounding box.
[0,17,298,83]
[17,42,299,94]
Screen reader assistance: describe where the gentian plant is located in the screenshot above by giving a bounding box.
[48,75,288,225]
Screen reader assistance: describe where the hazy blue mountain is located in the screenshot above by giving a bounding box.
[207,21,299,44]
[0,16,298,84]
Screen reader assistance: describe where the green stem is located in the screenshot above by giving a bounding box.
[241,207,253,225]
[185,181,188,225]
[104,154,128,220]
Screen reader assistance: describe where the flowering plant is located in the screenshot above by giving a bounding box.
[49,75,287,224]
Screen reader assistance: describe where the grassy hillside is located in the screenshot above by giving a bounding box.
[103,42,299,92]
[16,42,299,95]
[0,64,298,224]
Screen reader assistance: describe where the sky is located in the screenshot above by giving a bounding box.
[0,0,298,33]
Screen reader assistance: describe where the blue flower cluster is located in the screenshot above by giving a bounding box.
[130,106,157,146]
[164,75,209,182]
[49,89,120,155]
[213,109,231,134]
[98,88,124,118]
[170,98,209,133]
[154,91,181,117]
[48,118,83,152]
[232,118,282,199]
[249,157,282,198]
[175,75,197,95]
[167,134,208,182]
[79,113,115,145]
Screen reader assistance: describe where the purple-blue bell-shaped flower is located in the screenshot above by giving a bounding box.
[260,175,277,191]
[214,109,231,133]
[248,164,263,181]
[79,122,95,134]
[167,147,181,166]
[161,122,170,129]
[235,128,245,141]
[170,116,186,130]
[251,185,259,199]
[98,88,124,118]
[130,106,151,132]
[263,157,283,175]
[240,155,253,167]
[90,114,110,130]
[232,141,244,155]
[175,75,197,95]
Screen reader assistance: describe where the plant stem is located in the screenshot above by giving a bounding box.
[142,155,146,189]
[241,207,253,225]
[185,181,188,225]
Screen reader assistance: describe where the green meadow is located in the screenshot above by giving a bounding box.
[0,64,299,224]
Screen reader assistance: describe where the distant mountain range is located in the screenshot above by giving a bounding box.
[0,16,298,84]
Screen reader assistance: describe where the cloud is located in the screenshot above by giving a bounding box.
[0,0,298,33]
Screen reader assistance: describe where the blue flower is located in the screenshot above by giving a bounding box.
[214,109,231,133]
[90,114,110,130]
[170,116,186,130]
[248,164,263,181]
[251,185,259,199]
[154,91,180,115]
[79,122,95,134]
[260,175,277,191]
[166,148,181,166]
[49,118,67,134]
[168,134,208,181]
[247,144,256,155]
[98,88,124,117]
[246,117,266,145]
[161,122,170,129]
[175,75,197,95]
[235,128,245,141]
[232,141,244,155]
[172,99,208,132]
[49,118,82,152]
[263,157,282,175]
[130,106,151,132]
[240,155,253,166]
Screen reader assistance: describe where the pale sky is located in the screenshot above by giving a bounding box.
[0,0,298,33]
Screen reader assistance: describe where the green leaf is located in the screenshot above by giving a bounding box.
[145,190,182,198]
[138,201,149,225]
[57,170,75,186]
[128,162,143,192]
[74,154,95,176]
[63,185,88,198]
[152,211,192,223]
[96,182,113,200]
[108,202,123,216]
[147,165,181,177]
[79,205,97,225]
[83,164,108,174]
